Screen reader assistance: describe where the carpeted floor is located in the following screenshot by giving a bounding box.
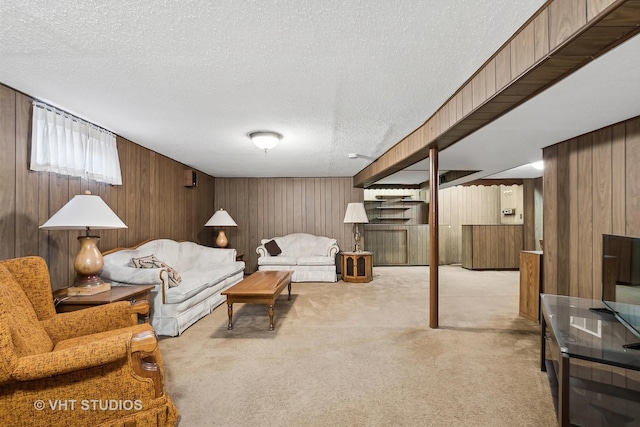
[159,265,557,426]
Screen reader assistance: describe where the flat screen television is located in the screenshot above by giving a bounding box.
[601,233,640,345]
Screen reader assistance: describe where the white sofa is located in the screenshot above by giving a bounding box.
[256,233,339,282]
[100,239,245,336]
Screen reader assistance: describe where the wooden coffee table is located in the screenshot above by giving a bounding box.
[221,271,293,331]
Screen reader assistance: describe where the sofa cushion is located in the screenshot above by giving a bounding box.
[131,254,182,287]
[264,239,282,256]
[164,264,243,304]
[175,242,237,271]
[268,233,337,257]
[297,256,335,266]
[258,256,297,266]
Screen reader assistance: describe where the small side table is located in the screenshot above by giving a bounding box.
[54,284,154,322]
[342,251,373,283]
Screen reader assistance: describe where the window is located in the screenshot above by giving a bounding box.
[30,102,122,185]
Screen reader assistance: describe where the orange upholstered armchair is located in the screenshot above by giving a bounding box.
[0,256,178,427]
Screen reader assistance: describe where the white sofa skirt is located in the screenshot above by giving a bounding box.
[152,270,244,336]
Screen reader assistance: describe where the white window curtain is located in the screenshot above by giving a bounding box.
[30,102,122,185]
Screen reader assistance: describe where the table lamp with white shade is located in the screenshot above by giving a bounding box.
[343,202,369,252]
[40,191,127,294]
[205,209,237,248]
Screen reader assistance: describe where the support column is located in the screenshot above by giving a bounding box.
[429,147,439,329]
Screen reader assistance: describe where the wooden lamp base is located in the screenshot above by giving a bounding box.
[70,235,110,295]
[216,230,229,248]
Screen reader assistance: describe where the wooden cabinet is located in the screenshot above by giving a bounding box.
[461,225,523,269]
[342,252,373,283]
[519,250,543,322]
[364,224,428,265]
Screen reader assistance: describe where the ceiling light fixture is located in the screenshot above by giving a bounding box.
[348,153,376,161]
[249,131,282,152]
[531,160,544,170]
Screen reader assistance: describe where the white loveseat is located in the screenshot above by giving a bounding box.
[256,233,339,282]
[101,239,245,336]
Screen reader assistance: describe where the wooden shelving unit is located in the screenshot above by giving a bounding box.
[363,195,428,266]
[365,195,426,224]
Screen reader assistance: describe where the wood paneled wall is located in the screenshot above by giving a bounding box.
[437,182,539,264]
[438,184,500,264]
[543,116,640,413]
[213,177,363,273]
[543,115,640,299]
[0,84,215,289]
[354,0,639,187]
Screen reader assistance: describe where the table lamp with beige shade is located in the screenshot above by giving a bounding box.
[343,202,369,252]
[205,208,237,248]
[40,191,127,295]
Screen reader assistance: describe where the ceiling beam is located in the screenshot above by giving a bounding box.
[353,0,640,188]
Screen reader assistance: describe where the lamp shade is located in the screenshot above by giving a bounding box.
[205,209,237,227]
[40,193,127,231]
[343,203,369,224]
[249,131,282,152]
[40,192,126,290]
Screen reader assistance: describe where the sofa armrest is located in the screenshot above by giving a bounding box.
[101,264,170,304]
[256,245,268,257]
[11,331,138,381]
[43,301,149,344]
[328,243,340,257]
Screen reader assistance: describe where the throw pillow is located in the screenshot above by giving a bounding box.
[264,240,282,256]
[131,254,182,288]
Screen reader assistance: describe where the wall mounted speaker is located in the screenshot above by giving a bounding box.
[184,169,197,187]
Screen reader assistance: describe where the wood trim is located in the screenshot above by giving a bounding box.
[543,114,640,298]
[354,0,640,188]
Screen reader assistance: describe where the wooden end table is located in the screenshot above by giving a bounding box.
[54,284,154,322]
[342,251,373,283]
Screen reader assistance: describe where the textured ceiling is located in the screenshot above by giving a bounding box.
[0,0,546,179]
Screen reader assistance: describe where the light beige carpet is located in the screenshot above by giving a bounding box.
[159,266,557,426]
